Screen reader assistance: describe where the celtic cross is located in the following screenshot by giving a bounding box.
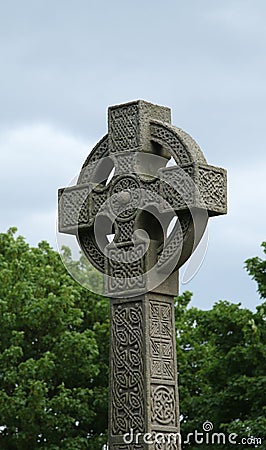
[58,100,227,450]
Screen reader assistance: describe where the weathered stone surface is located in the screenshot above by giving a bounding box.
[58,100,227,450]
[58,101,227,295]
[109,293,180,449]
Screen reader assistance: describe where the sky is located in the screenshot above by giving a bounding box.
[0,0,265,310]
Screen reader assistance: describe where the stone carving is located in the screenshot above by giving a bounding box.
[116,219,135,243]
[150,120,207,165]
[150,122,192,166]
[58,185,90,232]
[106,241,147,294]
[58,100,227,450]
[78,229,105,272]
[150,340,174,380]
[154,442,179,450]
[112,152,136,175]
[150,301,174,380]
[150,302,172,337]
[109,103,139,152]
[157,216,190,271]
[110,176,141,220]
[111,302,144,435]
[198,166,227,212]
[151,385,176,426]
[159,166,196,210]
[91,189,108,217]
[59,102,226,283]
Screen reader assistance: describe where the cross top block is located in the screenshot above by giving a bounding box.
[58,100,227,297]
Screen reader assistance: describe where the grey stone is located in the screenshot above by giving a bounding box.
[58,100,227,450]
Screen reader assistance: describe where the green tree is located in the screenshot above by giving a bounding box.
[176,244,266,449]
[1,229,265,449]
[245,241,266,299]
[0,228,109,450]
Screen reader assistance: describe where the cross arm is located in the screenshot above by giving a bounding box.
[58,183,109,235]
[58,185,91,234]
[158,163,227,216]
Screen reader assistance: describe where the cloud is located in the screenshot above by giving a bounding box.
[1,0,265,310]
[0,123,93,244]
[180,159,266,310]
[1,0,266,150]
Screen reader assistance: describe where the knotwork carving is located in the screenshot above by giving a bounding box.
[78,229,105,272]
[59,102,226,288]
[154,441,179,450]
[110,176,141,220]
[159,166,196,210]
[111,302,144,435]
[150,122,192,166]
[91,189,108,217]
[106,241,147,294]
[157,213,191,270]
[57,101,227,450]
[116,220,135,243]
[58,186,90,231]
[109,104,139,152]
[150,302,172,337]
[150,120,207,165]
[140,179,161,205]
[149,300,175,381]
[151,385,176,426]
[198,166,227,212]
[112,151,136,175]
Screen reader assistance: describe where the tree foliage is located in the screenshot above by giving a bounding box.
[0,229,265,449]
[0,228,109,449]
[176,294,266,449]
[245,241,266,299]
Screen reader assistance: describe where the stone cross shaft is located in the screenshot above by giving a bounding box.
[58,100,227,450]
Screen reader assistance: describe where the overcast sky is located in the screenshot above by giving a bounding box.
[1,0,265,310]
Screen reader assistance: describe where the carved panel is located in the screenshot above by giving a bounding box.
[106,241,146,294]
[111,302,144,435]
[149,301,174,380]
[150,340,174,380]
[140,179,161,206]
[109,104,139,152]
[151,385,176,426]
[198,166,227,213]
[150,302,172,338]
[58,186,89,232]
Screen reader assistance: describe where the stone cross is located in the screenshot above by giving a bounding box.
[58,101,227,450]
